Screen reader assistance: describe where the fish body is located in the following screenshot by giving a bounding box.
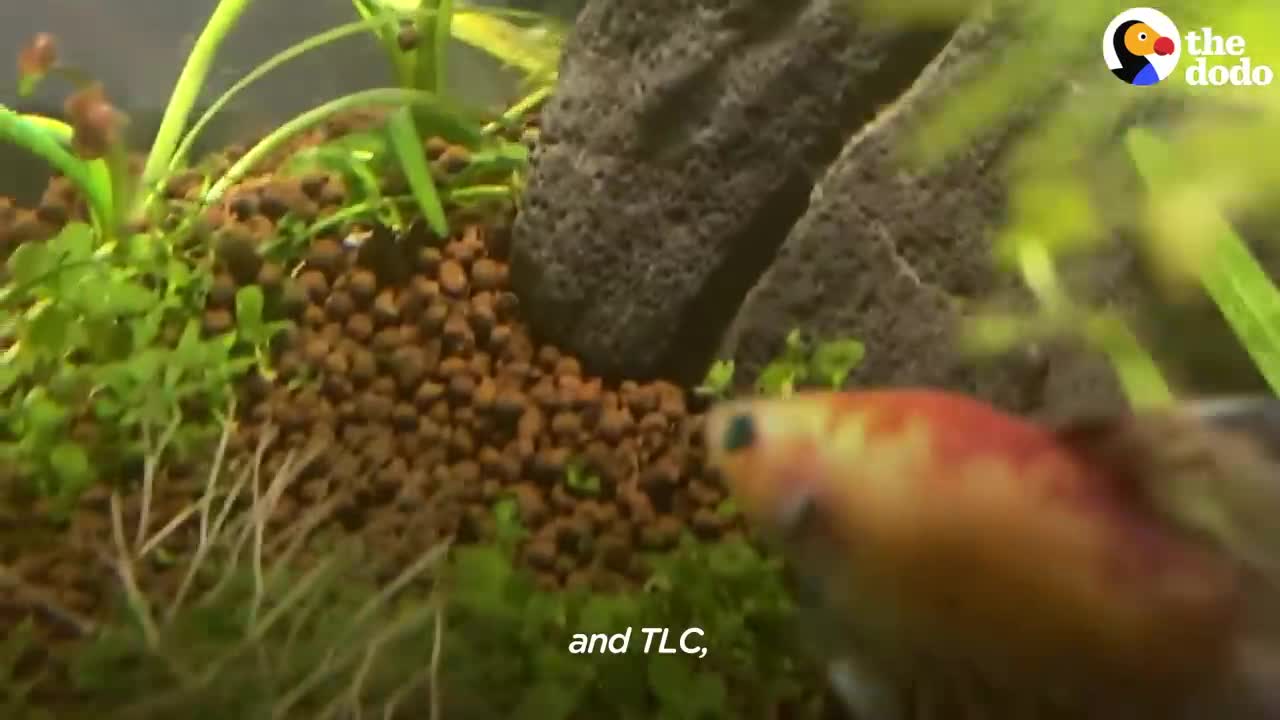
[704,389,1280,719]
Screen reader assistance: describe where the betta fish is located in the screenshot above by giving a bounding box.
[704,389,1280,720]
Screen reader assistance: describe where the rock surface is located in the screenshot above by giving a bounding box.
[717,14,1129,415]
[511,0,956,382]
[515,1,1271,416]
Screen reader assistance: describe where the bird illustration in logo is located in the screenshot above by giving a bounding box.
[1111,18,1177,85]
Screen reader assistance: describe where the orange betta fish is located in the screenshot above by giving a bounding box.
[704,389,1280,720]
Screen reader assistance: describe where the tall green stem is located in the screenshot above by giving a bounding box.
[132,0,256,221]
[169,16,397,176]
[204,88,445,204]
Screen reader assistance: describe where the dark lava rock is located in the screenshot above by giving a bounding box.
[511,0,955,380]
[718,14,1138,417]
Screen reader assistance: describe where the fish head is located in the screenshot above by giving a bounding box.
[703,393,887,546]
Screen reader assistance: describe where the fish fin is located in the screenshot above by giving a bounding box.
[1167,398,1280,587]
[1054,398,1280,587]
[825,654,903,720]
[1192,590,1280,720]
[1050,396,1280,454]
[1181,396,1280,463]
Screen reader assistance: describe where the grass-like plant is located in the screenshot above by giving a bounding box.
[0,408,821,719]
[0,0,565,510]
[0,413,451,719]
[176,2,562,239]
[346,0,566,234]
[847,0,1280,407]
[5,0,255,239]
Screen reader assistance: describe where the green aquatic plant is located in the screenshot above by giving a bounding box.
[6,35,131,240]
[131,0,255,221]
[0,2,554,508]
[182,1,560,240]
[756,331,867,398]
[438,527,819,719]
[563,460,601,496]
[853,0,1280,405]
[0,617,41,719]
[346,0,566,228]
[0,221,287,512]
[1126,128,1280,395]
[355,1,564,98]
[5,0,255,233]
[696,333,865,400]
[1,421,451,719]
[694,359,735,400]
[1,434,820,719]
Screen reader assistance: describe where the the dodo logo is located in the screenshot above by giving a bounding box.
[1103,8,1180,86]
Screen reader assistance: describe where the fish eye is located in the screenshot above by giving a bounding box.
[722,412,756,452]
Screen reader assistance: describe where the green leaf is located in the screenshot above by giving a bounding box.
[755,362,798,398]
[22,391,67,433]
[647,654,692,705]
[415,0,454,95]
[451,11,565,85]
[235,284,266,340]
[100,280,159,315]
[92,396,123,420]
[124,233,156,265]
[451,546,514,606]
[130,348,165,386]
[688,672,728,716]
[6,242,51,287]
[131,308,165,349]
[695,359,735,398]
[49,442,94,490]
[447,141,528,185]
[49,222,95,261]
[783,329,807,357]
[513,676,584,720]
[810,338,865,389]
[493,496,518,523]
[0,364,20,394]
[564,463,601,495]
[387,106,449,237]
[0,109,115,233]
[25,304,72,353]
[707,541,758,577]
[577,594,619,634]
[174,319,201,364]
[1127,127,1270,401]
[166,259,191,289]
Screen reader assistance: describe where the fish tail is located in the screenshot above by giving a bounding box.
[824,654,902,720]
[1188,589,1280,720]
[1089,397,1280,591]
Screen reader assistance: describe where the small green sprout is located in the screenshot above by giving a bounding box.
[715,498,739,519]
[492,494,526,547]
[811,338,865,390]
[564,461,601,496]
[756,329,866,397]
[695,359,736,399]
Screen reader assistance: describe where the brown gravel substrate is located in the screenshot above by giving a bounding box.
[0,104,739,645]
[217,205,740,593]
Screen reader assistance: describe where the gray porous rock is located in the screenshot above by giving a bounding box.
[517,0,1264,416]
[715,11,1135,415]
[510,0,956,382]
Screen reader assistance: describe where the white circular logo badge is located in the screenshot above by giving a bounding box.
[1103,8,1181,85]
